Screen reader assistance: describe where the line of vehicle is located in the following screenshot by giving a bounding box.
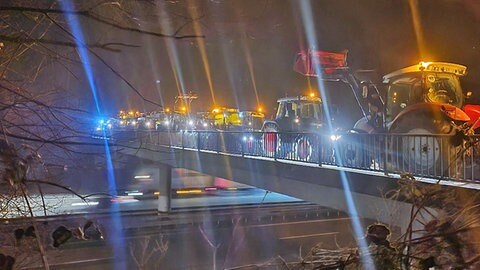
[21,201,317,222]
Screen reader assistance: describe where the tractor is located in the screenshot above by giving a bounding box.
[261,95,326,160]
[262,96,324,133]
[239,111,265,132]
[209,109,264,131]
[209,108,264,153]
[210,107,242,130]
[118,110,142,129]
[294,50,480,175]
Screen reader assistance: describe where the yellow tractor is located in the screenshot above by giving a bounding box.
[211,107,242,130]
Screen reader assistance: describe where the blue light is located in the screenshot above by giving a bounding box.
[299,1,374,268]
[60,1,125,269]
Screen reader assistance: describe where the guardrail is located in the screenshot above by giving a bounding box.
[129,130,480,183]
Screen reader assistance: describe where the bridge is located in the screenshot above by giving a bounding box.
[112,130,480,229]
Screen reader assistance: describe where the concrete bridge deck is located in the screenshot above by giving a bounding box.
[113,131,480,229]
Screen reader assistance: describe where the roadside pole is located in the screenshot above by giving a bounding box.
[157,164,172,213]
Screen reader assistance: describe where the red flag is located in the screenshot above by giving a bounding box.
[294,50,348,76]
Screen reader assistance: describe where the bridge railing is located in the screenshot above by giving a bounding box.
[132,130,480,182]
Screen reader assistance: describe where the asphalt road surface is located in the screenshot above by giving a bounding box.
[3,188,302,218]
[3,204,371,270]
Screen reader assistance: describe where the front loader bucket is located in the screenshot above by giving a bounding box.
[293,49,348,78]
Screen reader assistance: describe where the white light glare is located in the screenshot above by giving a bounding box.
[243,136,254,142]
[330,134,341,141]
[127,192,144,196]
[72,201,99,206]
[134,175,151,179]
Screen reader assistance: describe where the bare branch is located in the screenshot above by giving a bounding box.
[0,34,140,52]
[0,6,204,39]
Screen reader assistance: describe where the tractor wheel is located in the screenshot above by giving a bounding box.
[295,135,313,161]
[389,115,456,177]
[340,134,366,168]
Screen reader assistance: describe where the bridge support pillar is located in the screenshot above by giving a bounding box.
[157,163,172,213]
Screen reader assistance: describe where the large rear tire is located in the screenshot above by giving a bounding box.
[340,135,367,168]
[294,135,313,161]
[389,115,457,177]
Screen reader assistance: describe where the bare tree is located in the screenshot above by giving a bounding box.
[199,225,221,270]
[0,1,202,269]
[129,235,169,270]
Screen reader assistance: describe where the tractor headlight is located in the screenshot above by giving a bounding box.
[330,134,341,141]
[243,136,254,142]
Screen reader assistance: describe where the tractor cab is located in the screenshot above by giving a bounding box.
[239,111,265,131]
[383,62,466,123]
[211,107,242,130]
[264,96,323,132]
[194,112,215,130]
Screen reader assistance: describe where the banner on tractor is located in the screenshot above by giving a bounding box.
[293,50,348,77]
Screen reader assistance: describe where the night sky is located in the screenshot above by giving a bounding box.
[73,0,480,125]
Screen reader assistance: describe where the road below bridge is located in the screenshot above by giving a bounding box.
[4,204,379,270]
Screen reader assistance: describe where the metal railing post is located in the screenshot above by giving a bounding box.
[383,133,388,175]
[241,133,244,157]
[182,130,185,149]
[318,134,322,166]
[274,133,278,161]
[471,138,475,181]
[197,131,201,151]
